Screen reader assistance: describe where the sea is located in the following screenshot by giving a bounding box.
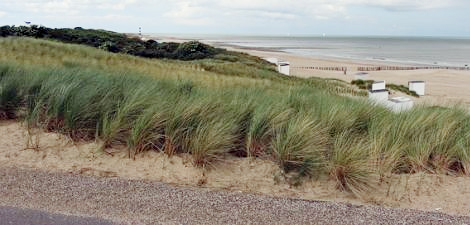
[164,35,470,67]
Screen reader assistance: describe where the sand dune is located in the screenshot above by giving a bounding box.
[1,120,470,217]
[2,37,470,218]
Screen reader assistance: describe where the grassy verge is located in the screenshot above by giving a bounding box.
[1,37,469,197]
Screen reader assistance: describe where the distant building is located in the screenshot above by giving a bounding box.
[277,61,290,76]
[408,81,425,96]
[263,57,290,76]
[368,80,415,112]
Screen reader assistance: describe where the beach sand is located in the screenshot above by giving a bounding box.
[140,34,470,107]
[224,47,470,106]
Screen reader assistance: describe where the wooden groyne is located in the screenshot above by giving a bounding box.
[292,66,470,71]
[357,66,470,71]
[293,66,348,71]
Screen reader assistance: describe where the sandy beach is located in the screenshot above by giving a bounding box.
[144,35,470,106]
[219,46,470,106]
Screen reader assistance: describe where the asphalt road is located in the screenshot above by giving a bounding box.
[0,206,118,225]
[1,167,470,224]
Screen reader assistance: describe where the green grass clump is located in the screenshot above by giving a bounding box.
[2,37,470,196]
[351,79,419,97]
[329,131,372,194]
[271,113,328,178]
[246,104,290,157]
[127,104,168,157]
[387,84,419,97]
[189,118,237,167]
[351,79,374,90]
[0,75,22,119]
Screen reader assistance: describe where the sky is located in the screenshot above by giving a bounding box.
[1,0,469,36]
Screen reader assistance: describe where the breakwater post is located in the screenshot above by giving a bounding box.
[292,65,470,72]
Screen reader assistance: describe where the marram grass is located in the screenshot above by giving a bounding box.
[1,37,470,196]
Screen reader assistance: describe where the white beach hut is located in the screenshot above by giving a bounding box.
[408,81,425,96]
[263,57,290,75]
[277,61,290,76]
[371,81,386,91]
[368,80,388,104]
[368,90,389,104]
[387,97,414,112]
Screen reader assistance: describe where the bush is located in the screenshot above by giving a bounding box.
[0,25,226,61]
[174,41,218,60]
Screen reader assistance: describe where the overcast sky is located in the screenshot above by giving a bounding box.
[1,0,469,36]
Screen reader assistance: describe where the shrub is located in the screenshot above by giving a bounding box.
[0,25,227,61]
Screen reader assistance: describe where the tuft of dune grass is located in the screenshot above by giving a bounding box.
[329,131,373,195]
[271,113,328,179]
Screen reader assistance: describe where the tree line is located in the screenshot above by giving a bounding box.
[0,25,222,60]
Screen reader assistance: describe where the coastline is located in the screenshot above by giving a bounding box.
[203,40,470,106]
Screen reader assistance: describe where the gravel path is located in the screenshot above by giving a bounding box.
[1,167,469,225]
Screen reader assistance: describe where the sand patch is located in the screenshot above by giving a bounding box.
[1,120,470,216]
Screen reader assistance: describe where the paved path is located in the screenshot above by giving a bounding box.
[0,206,117,225]
[1,167,470,225]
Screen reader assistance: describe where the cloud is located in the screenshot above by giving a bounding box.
[18,0,89,15]
[4,0,459,22]
[161,0,349,25]
[253,11,297,20]
[348,0,458,11]
[168,0,456,18]
[214,0,347,20]
[163,1,214,25]
[96,0,138,10]
[6,0,141,15]
[101,14,133,21]
[160,0,458,25]
[1,0,465,34]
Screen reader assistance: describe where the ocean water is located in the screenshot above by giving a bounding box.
[200,35,470,67]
